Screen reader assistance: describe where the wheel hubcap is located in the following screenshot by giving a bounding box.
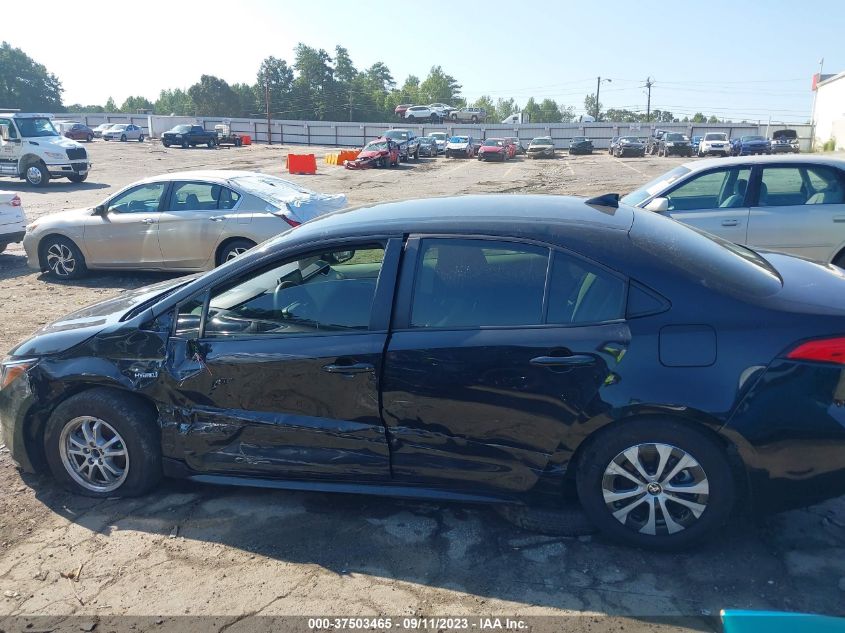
[46,244,75,276]
[26,166,43,184]
[59,416,129,493]
[225,247,248,261]
[601,443,709,536]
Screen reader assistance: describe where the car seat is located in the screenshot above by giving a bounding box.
[806,181,844,205]
[720,178,748,208]
[184,193,200,210]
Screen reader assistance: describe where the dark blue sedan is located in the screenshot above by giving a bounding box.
[731,135,772,156]
[3,194,845,550]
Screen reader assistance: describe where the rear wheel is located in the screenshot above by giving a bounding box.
[576,419,735,550]
[44,389,161,498]
[41,235,87,279]
[217,239,257,266]
[68,173,87,183]
[138,134,145,142]
[87,134,93,142]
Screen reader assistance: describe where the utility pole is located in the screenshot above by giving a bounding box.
[645,77,654,123]
[811,58,824,151]
[265,81,272,145]
[595,76,601,120]
[349,86,353,123]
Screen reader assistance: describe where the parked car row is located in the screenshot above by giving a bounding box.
[395,103,488,124]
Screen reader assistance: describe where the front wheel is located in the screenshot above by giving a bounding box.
[41,235,87,279]
[576,418,735,550]
[25,162,50,187]
[68,173,87,183]
[44,388,162,498]
[120,134,127,142]
[182,140,189,149]
[163,141,171,148]
[208,138,216,148]
[217,239,257,266]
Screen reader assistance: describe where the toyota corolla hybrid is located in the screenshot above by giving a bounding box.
[4,194,845,550]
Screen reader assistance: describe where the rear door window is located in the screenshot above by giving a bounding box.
[546,252,626,325]
[664,167,752,211]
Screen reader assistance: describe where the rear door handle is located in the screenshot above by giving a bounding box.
[834,216,845,223]
[208,216,225,222]
[142,217,157,224]
[721,219,739,227]
[322,362,375,375]
[530,355,595,367]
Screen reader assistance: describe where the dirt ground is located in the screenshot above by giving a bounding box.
[1,141,844,631]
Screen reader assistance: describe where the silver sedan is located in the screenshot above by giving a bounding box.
[621,155,845,266]
[23,170,347,279]
[102,124,145,142]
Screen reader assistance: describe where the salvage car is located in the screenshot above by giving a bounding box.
[102,124,145,142]
[505,137,525,155]
[92,123,115,138]
[731,135,771,156]
[771,129,800,154]
[690,135,702,155]
[0,191,26,254]
[569,136,594,155]
[646,129,667,155]
[405,106,442,123]
[477,138,509,161]
[7,193,845,551]
[527,137,555,158]
[417,136,438,158]
[22,170,347,278]
[429,132,448,154]
[55,122,94,143]
[449,107,486,123]
[394,104,413,119]
[613,136,646,158]
[345,138,400,169]
[383,129,419,161]
[658,133,692,157]
[445,135,475,158]
[621,155,845,265]
[697,133,731,157]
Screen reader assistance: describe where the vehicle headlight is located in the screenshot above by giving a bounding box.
[44,151,64,159]
[665,142,675,147]
[174,134,182,138]
[0,358,37,391]
[25,221,39,233]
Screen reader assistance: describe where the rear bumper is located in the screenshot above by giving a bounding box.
[724,359,845,512]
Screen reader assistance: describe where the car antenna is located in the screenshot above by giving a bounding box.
[585,193,620,209]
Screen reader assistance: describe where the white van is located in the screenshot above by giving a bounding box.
[0,112,92,187]
[0,191,27,253]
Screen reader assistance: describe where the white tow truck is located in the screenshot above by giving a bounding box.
[0,111,92,187]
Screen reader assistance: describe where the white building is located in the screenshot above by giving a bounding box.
[813,71,845,150]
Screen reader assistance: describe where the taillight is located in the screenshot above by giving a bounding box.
[10,196,21,207]
[786,337,845,364]
[271,211,300,228]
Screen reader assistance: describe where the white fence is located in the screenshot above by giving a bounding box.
[64,113,815,152]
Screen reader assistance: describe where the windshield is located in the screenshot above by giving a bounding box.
[742,135,765,142]
[363,141,388,151]
[172,125,191,133]
[620,136,639,142]
[531,137,552,145]
[571,137,586,143]
[97,123,114,129]
[704,133,727,141]
[112,125,128,130]
[483,139,504,146]
[430,133,447,140]
[15,117,59,138]
[621,166,692,206]
[384,130,408,141]
[773,130,797,140]
[449,136,469,143]
[419,138,434,145]
[665,133,686,141]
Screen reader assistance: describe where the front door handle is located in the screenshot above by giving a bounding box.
[721,219,739,227]
[322,362,375,375]
[208,215,225,222]
[833,216,845,223]
[530,354,595,367]
[142,217,157,225]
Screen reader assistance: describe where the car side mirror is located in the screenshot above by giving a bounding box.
[0,125,9,141]
[645,197,670,213]
[93,205,109,216]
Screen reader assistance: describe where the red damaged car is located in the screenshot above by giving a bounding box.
[477,138,509,162]
[345,137,401,169]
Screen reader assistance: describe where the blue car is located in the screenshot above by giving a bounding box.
[731,135,772,156]
[690,135,702,155]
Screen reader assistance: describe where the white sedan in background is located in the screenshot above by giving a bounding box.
[0,191,27,254]
[102,124,145,142]
[23,170,347,279]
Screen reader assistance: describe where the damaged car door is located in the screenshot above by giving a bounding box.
[165,240,400,480]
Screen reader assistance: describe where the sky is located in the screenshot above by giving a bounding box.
[10,0,845,123]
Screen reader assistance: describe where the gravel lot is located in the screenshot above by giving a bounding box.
[1,141,844,630]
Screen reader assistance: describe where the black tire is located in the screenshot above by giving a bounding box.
[67,173,87,183]
[496,503,597,536]
[24,162,50,187]
[576,418,735,550]
[377,156,387,168]
[0,243,7,254]
[235,137,242,147]
[217,239,257,266]
[43,388,162,498]
[138,134,145,143]
[413,148,419,160]
[208,138,216,148]
[120,134,127,142]
[163,141,171,148]
[86,134,93,142]
[40,235,87,279]
[181,140,189,149]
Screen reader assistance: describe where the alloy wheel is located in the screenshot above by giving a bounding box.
[46,243,76,277]
[225,247,249,261]
[601,442,709,536]
[59,416,129,493]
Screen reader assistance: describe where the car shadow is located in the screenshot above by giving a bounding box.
[20,469,845,620]
[0,181,110,194]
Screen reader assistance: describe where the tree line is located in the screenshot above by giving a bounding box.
[1,40,732,124]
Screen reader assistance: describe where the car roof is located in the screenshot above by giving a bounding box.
[139,170,268,185]
[681,155,845,172]
[287,195,635,245]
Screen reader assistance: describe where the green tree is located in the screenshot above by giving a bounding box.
[708,115,719,123]
[559,105,576,123]
[691,112,707,123]
[257,56,294,118]
[584,93,602,120]
[231,83,258,117]
[522,97,541,123]
[292,44,335,120]
[155,89,194,116]
[104,96,117,112]
[537,98,562,123]
[494,98,518,122]
[472,95,496,117]
[120,95,154,113]
[419,66,461,104]
[188,75,241,117]
[0,42,63,111]
[66,104,106,113]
